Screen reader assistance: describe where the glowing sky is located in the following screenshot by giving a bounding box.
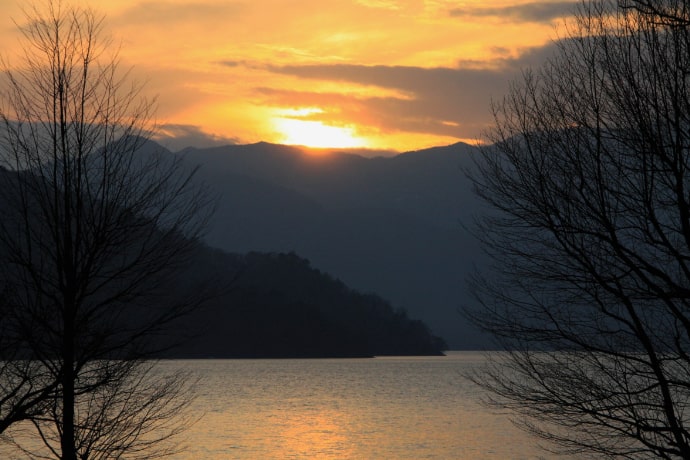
[0,1,579,151]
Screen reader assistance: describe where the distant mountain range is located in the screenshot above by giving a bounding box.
[0,161,448,358]
[177,141,488,348]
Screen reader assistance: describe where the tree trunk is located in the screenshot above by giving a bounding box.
[61,300,77,460]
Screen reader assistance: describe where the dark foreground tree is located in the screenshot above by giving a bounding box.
[469,0,690,458]
[621,0,690,27]
[0,2,212,459]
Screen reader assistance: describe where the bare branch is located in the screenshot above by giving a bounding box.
[468,0,690,457]
[0,2,213,459]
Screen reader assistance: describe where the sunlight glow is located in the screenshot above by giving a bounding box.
[274,114,368,149]
[0,0,564,152]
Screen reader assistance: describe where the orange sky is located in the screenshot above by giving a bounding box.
[1,1,579,152]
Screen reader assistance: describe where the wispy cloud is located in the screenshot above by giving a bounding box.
[9,0,568,149]
[153,124,239,152]
[450,1,579,23]
[262,64,504,135]
[114,1,246,25]
[355,0,401,10]
[247,42,560,139]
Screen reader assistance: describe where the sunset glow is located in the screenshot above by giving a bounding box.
[276,119,367,148]
[273,108,367,148]
[0,1,578,151]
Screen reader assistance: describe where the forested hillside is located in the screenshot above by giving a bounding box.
[168,249,448,358]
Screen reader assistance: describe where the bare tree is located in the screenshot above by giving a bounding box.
[620,0,690,27]
[0,2,212,459]
[469,0,690,458]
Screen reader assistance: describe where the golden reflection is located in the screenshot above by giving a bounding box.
[276,407,357,459]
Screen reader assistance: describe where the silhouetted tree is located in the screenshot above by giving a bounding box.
[0,2,211,459]
[469,0,690,458]
[621,0,690,27]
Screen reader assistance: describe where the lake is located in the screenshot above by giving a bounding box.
[0,352,555,459]
[164,352,552,459]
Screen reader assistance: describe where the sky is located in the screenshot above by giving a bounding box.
[0,0,580,152]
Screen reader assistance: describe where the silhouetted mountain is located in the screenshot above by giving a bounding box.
[0,164,447,358]
[172,250,447,358]
[178,141,487,348]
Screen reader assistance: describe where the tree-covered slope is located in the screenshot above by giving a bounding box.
[180,141,485,348]
[0,160,447,358]
[170,250,448,358]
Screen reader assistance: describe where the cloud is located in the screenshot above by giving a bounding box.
[456,40,562,70]
[219,60,246,68]
[355,0,401,10]
[261,65,506,137]
[450,1,580,23]
[251,42,561,139]
[153,124,239,151]
[114,1,246,25]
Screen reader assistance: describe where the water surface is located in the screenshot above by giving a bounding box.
[0,352,554,459]
[167,352,550,459]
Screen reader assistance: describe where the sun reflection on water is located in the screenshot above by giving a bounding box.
[274,407,356,459]
[0,355,567,459]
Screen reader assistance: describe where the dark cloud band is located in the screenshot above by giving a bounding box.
[450,1,579,23]
[245,42,560,139]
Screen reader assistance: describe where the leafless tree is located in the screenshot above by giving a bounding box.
[620,0,690,27]
[0,2,212,459]
[469,0,690,458]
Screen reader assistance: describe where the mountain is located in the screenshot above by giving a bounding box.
[179,141,488,348]
[0,163,447,358]
[171,249,447,358]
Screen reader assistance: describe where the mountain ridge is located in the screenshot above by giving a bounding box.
[0,159,448,358]
[169,140,487,348]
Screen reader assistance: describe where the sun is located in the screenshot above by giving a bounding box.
[273,109,368,149]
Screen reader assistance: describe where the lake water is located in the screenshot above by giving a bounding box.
[0,352,556,459]
[164,352,552,459]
